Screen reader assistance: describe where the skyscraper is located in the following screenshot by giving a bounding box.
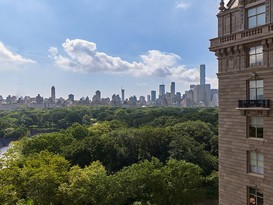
[68,94,74,101]
[151,90,156,102]
[210,0,272,204]
[159,84,165,97]
[121,88,125,103]
[95,90,101,101]
[147,95,151,103]
[200,64,205,85]
[171,82,175,104]
[171,82,175,95]
[51,86,55,102]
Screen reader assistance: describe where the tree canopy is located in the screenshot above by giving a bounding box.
[0,106,218,204]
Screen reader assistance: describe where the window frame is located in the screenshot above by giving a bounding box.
[248,45,263,67]
[248,151,264,175]
[248,187,263,205]
[248,116,264,139]
[248,79,264,100]
[247,4,266,29]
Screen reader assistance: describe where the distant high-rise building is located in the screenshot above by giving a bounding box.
[190,84,195,90]
[139,96,146,103]
[166,92,172,105]
[176,92,182,102]
[159,84,165,97]
[95,90,101,101]
[171,82,175,96]
[147,95,151,103]
[68,94,74,101]
[92,90,101,102]
[200,64,206,85]
[171,82,175,103]
[36,94,43,104]
[191,84,211,107]
[151,91,156,102]
[182,90,194,108]
[111,94,121,106]
[51,86,56,102]
[121,88,125,103]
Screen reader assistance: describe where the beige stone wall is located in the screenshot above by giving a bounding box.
[218,69,273,205]
[211,1,273,204]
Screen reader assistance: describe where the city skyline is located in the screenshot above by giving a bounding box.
[0,80,190,101]
[0,1,224,98]
[0,65,214,101]
[0,77,218,109]
[0,64,218,110]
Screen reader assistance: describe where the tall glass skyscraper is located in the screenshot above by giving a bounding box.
[200,64,206,85]
[159,84,165,97]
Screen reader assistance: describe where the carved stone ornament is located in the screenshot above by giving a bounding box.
[219,0,225,11]
[239,0,244,6]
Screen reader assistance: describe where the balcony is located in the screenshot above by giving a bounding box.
[210,23,273,51]
[238,100,270,108]
[237,100,271,116]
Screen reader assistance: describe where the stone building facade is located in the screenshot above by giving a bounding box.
[210,0,273,204]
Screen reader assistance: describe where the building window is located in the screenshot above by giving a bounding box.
[249,46,263,67]
[248,117,263,138]
[248,4,266,29]
[249,80,263,100]
[249,187,263,205]
[248,151,264,174]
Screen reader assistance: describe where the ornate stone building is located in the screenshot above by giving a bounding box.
[210,0,273,204]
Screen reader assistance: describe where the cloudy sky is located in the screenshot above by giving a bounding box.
[0,0,227,99]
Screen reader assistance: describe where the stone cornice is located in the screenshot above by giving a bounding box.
[210,23,273,51]
[217,66,273,78]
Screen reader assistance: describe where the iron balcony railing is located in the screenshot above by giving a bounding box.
[238,100,271,108]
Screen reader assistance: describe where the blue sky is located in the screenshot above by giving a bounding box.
[0,0,226,100]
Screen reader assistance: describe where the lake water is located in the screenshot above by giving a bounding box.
[0,146,9,157]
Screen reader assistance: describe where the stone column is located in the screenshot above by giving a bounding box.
[234,46,240,71]
[262,39,269,67]
[215,50,222,73]
[220,48,228,72]
[238,45,246,70]
[267,38,273,67]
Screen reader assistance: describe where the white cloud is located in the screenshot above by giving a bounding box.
[175,1,191,10]
[0,42,36,70]
[207,76,218,89]
[49,39,200,84]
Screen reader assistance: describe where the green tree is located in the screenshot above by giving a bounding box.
[204,171,219,200]
[0,163,21,204]
[21,132,75,156]
[172,120,218,155]
[66,123,89,140]
[109,127,172,171]
[169,134,217,175]
[111,158,164,205]
[0,151,69,205]
[161,159,205,205]
[21,151,69,204]
[63,134,117,171]
[60,161,107,205]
